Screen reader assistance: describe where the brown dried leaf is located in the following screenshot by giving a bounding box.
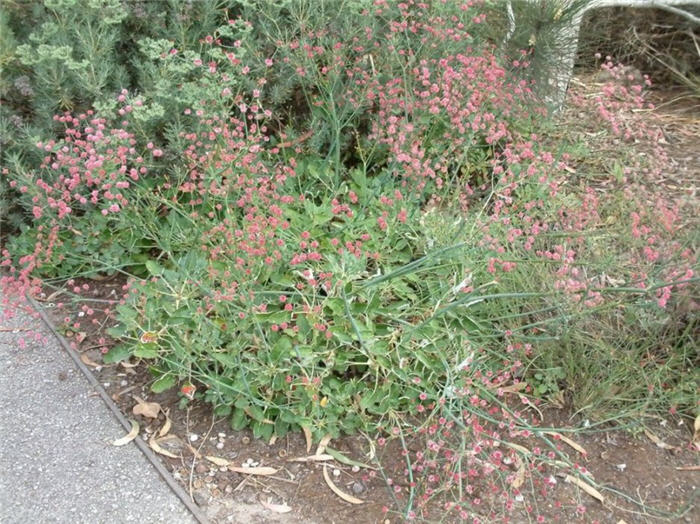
[564,474,605,504]
[644,429,680,451]
[316,434,332,455]
[120,361,138,368]
[287,454,334,463]
[158,412,172,437]
[80,353,101,368]
[512,459,526,489]
[149,435,179,458]
[302,426,312,454]
[545,432,587,456]
[205,456,230,467]
[323,465,364,504]
[228,466,278,476]
[260,497,292,514]
[132,396,161,418]
[112,420,139,446]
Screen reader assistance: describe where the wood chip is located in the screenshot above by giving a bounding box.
[323,465,364,504]
[112,420,139,446]
[545,431,587,456]
[564,474,605,504]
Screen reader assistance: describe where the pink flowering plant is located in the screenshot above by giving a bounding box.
[1,2,697,520]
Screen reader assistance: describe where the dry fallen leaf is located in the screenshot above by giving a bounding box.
[511,452,526,489]
[158,412,172,437]
[260,497,292,514]
[323,465,364,504]
[545,431,587,456]
[149,435,179,458]
[644,429,680,451]
[229,466,278,476]
[316,434,332,455]
[287,454,334,463]
[80,353,101,368]
[112,420,139,446]
[564,474,605,504]
[205,456,231,467]
[692,415,700,451]
[120,361,138,368]
[75,331,87,343]
[302,426,312,453]
[132,396,161,418]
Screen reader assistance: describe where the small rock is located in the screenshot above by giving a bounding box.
[351,465,360,473]
[195,463,208,474]
[352,482,365,494]
[189,433,199,442]
[224,484,233,494]
[218,432,226,438]
[332,468,340,477]
[216,442,224,450]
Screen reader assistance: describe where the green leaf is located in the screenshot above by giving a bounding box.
[145,260,164,276]
[230,408,247,430]
[151,374,175,393]
[103,344,131,363]
[133,343,159,359]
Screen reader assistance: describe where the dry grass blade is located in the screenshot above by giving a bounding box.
[644,429,680,451]
[302,426,312,453]
[504,442,531,455]
[229,466,278,475]
[287,454,333,462]
[112,420,139,446]
[111,385,136,401]
[323,465,364,504]
[316,434,332,455]
[564,474,605,504]
[545,431,587,456]
[149,435,179,458]
[205,456,230,467]
[675,465,700,471]
[260,497,292,514]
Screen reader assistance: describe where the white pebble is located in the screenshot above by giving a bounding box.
[216,442,224,450]
[218,432,226,438]
[189,434,199,442]
[120,380,128,387]
[332,468,340,477]
[351,465,360,473]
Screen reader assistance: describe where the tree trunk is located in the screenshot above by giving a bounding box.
[506,0,700,109]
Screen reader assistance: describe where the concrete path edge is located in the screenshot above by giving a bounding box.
[27,294,210,524]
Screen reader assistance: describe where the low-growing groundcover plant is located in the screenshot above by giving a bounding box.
[1,1,697,521]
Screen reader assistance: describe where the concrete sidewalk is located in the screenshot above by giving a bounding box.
[0,299,198,524]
